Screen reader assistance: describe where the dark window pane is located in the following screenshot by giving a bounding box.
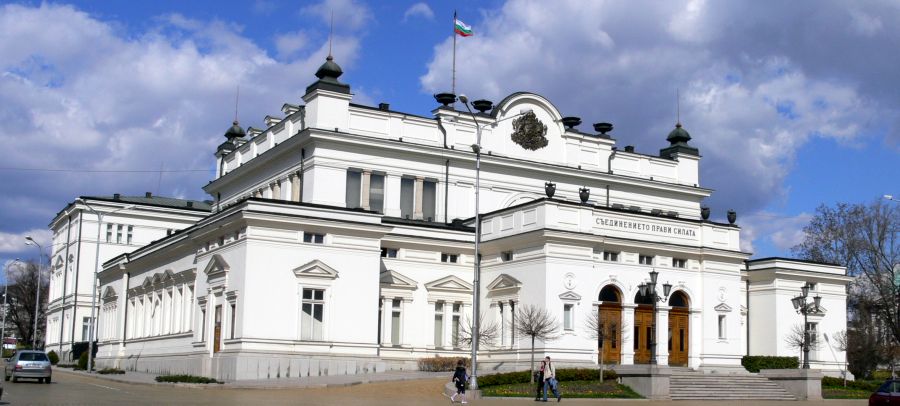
[346,171,361,208]
[313,304,323,322]
[302,303,312,316]
[400,178,414,218]
[314,290,324,300]
[370,174,385,213]
[303,289,312,299]
[423,180,436,221]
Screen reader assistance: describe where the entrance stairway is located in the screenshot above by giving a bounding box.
[669,369,797,401]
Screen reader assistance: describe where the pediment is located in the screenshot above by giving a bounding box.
[54,255,64,269]
[714,303,733,312]
[102,286,117,300]
[425,275,473,293]
[380,270,418,290]
[204,254,229,277]
[487,274,522,291]
[558,291,582,301]
[293,259,339,279]
[141,278,152,289]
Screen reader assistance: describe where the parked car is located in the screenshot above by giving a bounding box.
[4,350,52,383]
[869,379,900,406]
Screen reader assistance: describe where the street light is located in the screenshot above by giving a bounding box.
[637,269,672,365]
[76,199,136,373]
[884,195,899,204]
[2,258,21,354]
[791,282,821,369]
[24,237,43,349]
[457,94,532,390]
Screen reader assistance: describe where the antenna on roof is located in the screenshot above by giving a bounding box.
[676,87,681,125]
[328,10,334,58]
[234,85,240,122]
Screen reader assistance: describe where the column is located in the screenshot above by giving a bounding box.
[443,301,452,348]
[498,302,506,347]
[621,304,636,365]
[656,306,670,366]
[383,174,402,217]
[413,177,424,219]
[253,189,262,198]
[271,181,281,200]
[360,170,372,210]
[118,272,129,345]
[400,298,411,346]
[290,173,301,202]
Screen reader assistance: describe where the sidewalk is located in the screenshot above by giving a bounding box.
[55,367,448,389]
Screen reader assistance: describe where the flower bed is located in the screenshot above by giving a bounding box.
[481,379,641,398]
[155,374,222,384]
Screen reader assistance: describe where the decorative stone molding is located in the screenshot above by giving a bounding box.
[204,254,230,278]
[292,259,339,280]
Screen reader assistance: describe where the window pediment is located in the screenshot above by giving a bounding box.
[380,270,417,290]
[293,259,339,280]
[204,254,230,278]
[714,303,733,313]
[425,275,473,293]
[102,286,117,301]
[487,274,522,291]
[559,291,582,301]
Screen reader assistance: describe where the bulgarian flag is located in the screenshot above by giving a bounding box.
[454,18,473,37]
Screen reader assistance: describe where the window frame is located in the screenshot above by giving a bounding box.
[300,287,326,341]
[638,254,654,266]
[303,232,325,244]
[603,251,619,262]
[672,258,687,268]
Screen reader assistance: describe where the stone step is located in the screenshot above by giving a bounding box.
[668,371,796,401]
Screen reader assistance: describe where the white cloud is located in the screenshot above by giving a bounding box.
[302,0,373,32]
[0,229,51,255]
[739,211,812,254]
[403,3,434,22]
[275,31,309,60]
[0,3,367,252]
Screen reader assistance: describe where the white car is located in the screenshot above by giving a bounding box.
[4,350,52,383]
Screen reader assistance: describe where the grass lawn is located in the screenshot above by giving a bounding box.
[822,386,871,399]
[481,379,642,398]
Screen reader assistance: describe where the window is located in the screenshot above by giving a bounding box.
[441,253,459,263]
[230,303,236,339]
[116,224,123,244]
[563,304,574,330]
[806,322,818,346]
[672,258,687,268]
[718,315,726,339]
[303,233,324,244]
[391,299,401,345]
[603,251,619,262]
[501,251,514,262]
[422,180,436,221]
[639,255,654,265]
[370,173,385,213]
[200,308,207,341]
[381,248,398,258]
[301,288,325,341]
[452,303,461,348]
[345,170,361,209]
[82,317,92,341]
[433,302,444,347]
[400,177,415,219]
[127,225,134,245]
[106,224,113,243]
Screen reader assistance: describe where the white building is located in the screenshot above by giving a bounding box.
[46,194,210,361]
[83,55,848,379]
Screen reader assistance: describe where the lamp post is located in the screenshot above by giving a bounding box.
[24,237,43,349]
[2,258,21,353]
[457,94,532,389]
[76,199,136,373]
[637,269,672,365]
[884,195,899,204]
[791,282,821,369]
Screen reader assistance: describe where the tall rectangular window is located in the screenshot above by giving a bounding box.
[806,322,818,346]
[127,226,134,245]
[391,299,401,345]
[345,170,361,209]
[400,177,415,219]
[563,304,574,330]
[422,180,437,221]
[200,308,206,341]
[106,224,113,243]
[82,317,91,341]
[452,303,461,348]
[116,224,123,244]
[370,173,385,213]
[433,302,444,348]
[230,303,236,339]
[301,288,325,341]
[718,315,726,339]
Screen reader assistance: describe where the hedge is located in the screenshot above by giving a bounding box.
[417,355,470,372]
[47,350,59,365]
[741,356,798,372]
[155,375,222,384]
[822,376,880,392]
[97,368,126,375]
[478,368,618,387]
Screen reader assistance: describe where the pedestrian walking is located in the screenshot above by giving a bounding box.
[534,360,546,400]
[542,356,562,402]
[450,359,469,404]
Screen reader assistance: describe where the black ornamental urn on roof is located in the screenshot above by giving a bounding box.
[545,181,556,198]
[727,209,737,224]
[593,122,613,135]
[561,117,582,130]
[579,187,590,204]
[434,92,457,106]
[701,206,710,220]
[472,99,493,113]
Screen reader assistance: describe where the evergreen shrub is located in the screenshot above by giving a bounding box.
[47,350,59,365]
[741,356,799,372]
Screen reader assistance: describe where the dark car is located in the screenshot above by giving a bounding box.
[870,379,900,406]
[4,350,52,383]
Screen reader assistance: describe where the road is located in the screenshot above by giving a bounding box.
[0,371,870,405]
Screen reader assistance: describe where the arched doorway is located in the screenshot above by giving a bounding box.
[668,291,690,366]
[633,290,655,364]
[597,286,622,365]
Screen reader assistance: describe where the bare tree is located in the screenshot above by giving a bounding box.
[784,323,820,364]
[5,259,49,348]
[457,312,500,348]
[828,330,849,385]
[584,307,629,382]
[513,304,561,383]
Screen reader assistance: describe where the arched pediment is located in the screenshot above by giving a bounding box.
[204,254,229,278]
[380,270,417,290]
[487,274,522,291]
[293,259,339,279]
[425,275,473,293]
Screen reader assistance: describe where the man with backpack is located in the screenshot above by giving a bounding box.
[542,356,562,402]
[451,359,469,404]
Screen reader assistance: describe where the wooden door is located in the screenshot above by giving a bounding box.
[598,305,622,365]
[668,310,689,366]
[633,306,653,364]
[213,305,222,353]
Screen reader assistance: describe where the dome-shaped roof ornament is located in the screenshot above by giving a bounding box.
[224,120,246,140]
[667,122,692,145]
[315,55,344,81]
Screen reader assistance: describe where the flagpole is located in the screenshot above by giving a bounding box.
[452,10,457,97]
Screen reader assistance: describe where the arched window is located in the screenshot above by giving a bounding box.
[634,291,654,305]
[668,291,690,308]
[598,286,621,302]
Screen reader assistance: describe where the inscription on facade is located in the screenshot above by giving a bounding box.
[594,217,697,238]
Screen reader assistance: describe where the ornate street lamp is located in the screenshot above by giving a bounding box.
[637,269,672,365]
[24,237,43,349]
[791,282,821,369]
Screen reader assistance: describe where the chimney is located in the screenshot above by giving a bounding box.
[145,192,152,198]
[624,145,635,153]
[379,103,390,111]
[113,193,121,200]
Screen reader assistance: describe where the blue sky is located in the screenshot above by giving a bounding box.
[1,0,898,268]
